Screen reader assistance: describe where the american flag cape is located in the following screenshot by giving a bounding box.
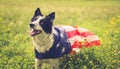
[61,26,100,54]
[35,26,100,59]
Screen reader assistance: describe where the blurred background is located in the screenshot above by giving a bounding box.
[0,0,120,69]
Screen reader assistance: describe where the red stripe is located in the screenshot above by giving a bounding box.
[71,41,82,48]
[70,40,100,54]
[66,30,95,38]
[66,30,80,38]
[85,40,100,47]
[80,31,94,37]
[71,40,100,48]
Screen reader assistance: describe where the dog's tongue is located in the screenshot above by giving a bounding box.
[30,29,42,36]
[30,30,35,36]
[30,30,36,36]
[30,30,40,36]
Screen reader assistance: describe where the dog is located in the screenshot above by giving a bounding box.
[29,8,100,69]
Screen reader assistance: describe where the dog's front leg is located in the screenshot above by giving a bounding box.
[35,58,42,69]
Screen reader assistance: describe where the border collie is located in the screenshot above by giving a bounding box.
[29,8,100,69]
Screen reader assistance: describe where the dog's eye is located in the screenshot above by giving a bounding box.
[34,18,38,21]
[40,21,44,25]
[39,20,43,25]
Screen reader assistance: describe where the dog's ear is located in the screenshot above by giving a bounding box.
[41,12,55,34]
[34,8,43,16]
[47,12,55,21]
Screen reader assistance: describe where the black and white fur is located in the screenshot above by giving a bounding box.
[29,8,81,69]
[30,8,55,53]
[30,8,61,69]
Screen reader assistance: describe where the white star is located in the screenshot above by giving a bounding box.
[60,34,64,38]
[62,47,65,53]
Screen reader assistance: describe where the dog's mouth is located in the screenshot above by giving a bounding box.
[30,29,42,36]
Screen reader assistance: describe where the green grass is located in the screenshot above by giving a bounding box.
[0,0,120,69]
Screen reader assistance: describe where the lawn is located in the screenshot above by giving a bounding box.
[0,0,120,69]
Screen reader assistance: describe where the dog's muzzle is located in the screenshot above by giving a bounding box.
[29,24,42,36]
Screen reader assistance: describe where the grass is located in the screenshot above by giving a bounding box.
[0,0,120,69]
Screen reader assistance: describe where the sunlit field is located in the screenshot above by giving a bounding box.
[0,0,120,69]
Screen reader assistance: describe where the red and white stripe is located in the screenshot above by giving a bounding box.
[62,26,100,54]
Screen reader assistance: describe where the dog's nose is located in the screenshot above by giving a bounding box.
[29,24,35,28]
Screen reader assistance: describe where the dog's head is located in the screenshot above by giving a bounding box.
[29,8,55,36]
